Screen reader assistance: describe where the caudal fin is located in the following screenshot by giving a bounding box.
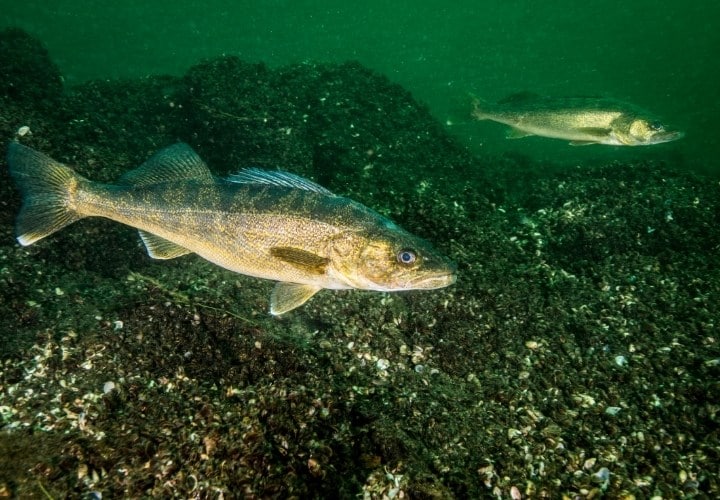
[6,142,87,246]
[469,93,489,121]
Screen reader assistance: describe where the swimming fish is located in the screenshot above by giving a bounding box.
[6,142,456,315]
[471,92,683,146]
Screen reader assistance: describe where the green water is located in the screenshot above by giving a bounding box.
[2,3,720,497]
[2,0,717,172]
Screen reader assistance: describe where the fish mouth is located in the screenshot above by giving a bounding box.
[407,263,458,290]
[649,130,684,144]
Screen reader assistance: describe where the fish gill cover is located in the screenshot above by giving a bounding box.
[0,29,719,498]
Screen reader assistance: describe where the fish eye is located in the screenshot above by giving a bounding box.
[397,249,417,265]
[650,121,665,132]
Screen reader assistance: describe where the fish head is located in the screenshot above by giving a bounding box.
[614,116,684,145]
[329,221,457,292]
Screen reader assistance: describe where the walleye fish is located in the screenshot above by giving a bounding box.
[471,92,683,146]
[7,142,456,315]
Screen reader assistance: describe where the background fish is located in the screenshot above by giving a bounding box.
[6,142,456,314]
[471,92,684,146]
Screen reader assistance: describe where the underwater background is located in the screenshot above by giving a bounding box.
[3,0,719,174]
[1,1,719,498]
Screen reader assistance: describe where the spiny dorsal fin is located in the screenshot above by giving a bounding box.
[138,230,192,259]
[270,246,330,275]
[270,282,322,315]
[119,143,214,186]
[227,168,334,195]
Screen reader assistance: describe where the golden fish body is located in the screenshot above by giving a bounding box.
[7,143,456,314]
[472,92,683,146]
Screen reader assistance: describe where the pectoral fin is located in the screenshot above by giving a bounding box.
[270,246,329,275]
[577,127,612,138]
[139,231,192,259]
[270,282,322,315]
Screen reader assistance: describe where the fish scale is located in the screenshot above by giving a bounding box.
[471,93,683,146]
[6,142,456,315]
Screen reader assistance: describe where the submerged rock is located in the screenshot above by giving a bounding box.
[0,28,718,500]
[0,28,63,105]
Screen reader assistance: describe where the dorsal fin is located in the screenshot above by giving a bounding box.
[227,168,334,195]
[119,143,214,186]
[498,91,541,104]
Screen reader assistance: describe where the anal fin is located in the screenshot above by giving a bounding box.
[139,231,192,259]
[505,127,533,139]
[270,282,322,315]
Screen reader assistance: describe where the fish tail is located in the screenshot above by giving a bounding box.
[469,93,489,120]
[6,142,89,246]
